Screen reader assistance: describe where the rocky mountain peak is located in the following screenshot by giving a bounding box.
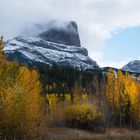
[122,60,140,73]
[4,21,99,70]
[39,21,81,47]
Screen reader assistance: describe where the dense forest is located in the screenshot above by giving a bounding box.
[1,36,140,139]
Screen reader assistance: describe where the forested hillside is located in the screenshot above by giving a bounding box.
[1,37,140,139]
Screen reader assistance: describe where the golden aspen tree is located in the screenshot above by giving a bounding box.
[124,74,140,126]
[106,68,115,104]
[0,36,6,62]
[136,82,140,123]
[18,67,44,137]
[130,80,139,125]
[0,37,20,137]
[2,66,44,138]
[116,70,126,127]
[0,63,20,138]
[0,37,45,138]
[106,68,117,126]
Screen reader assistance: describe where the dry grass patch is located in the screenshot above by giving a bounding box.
[46,128,140,140]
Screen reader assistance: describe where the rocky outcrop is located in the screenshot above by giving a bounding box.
[39,21,81,47]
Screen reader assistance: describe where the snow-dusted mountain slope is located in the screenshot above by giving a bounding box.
[4,21,99,70]
[122,60,140,73]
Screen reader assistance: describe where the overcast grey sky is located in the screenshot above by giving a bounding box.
[1,0,140,67]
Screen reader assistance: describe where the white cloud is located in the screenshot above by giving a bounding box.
[0,0,140,67]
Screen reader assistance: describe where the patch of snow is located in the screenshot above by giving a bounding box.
[4,45,21,51]
[4,35,99,70]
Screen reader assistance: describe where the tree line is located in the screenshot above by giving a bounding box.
[1,36,140,139]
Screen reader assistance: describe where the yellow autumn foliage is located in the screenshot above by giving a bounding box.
[0,37,45,138]
[65,103,102,129]
[106,68,140,126]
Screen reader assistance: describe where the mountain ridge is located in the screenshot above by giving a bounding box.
[4,21,99,70]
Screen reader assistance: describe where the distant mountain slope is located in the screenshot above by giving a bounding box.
[4,21,99,70]
[122,60,140,73]
[101,66,140,80]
